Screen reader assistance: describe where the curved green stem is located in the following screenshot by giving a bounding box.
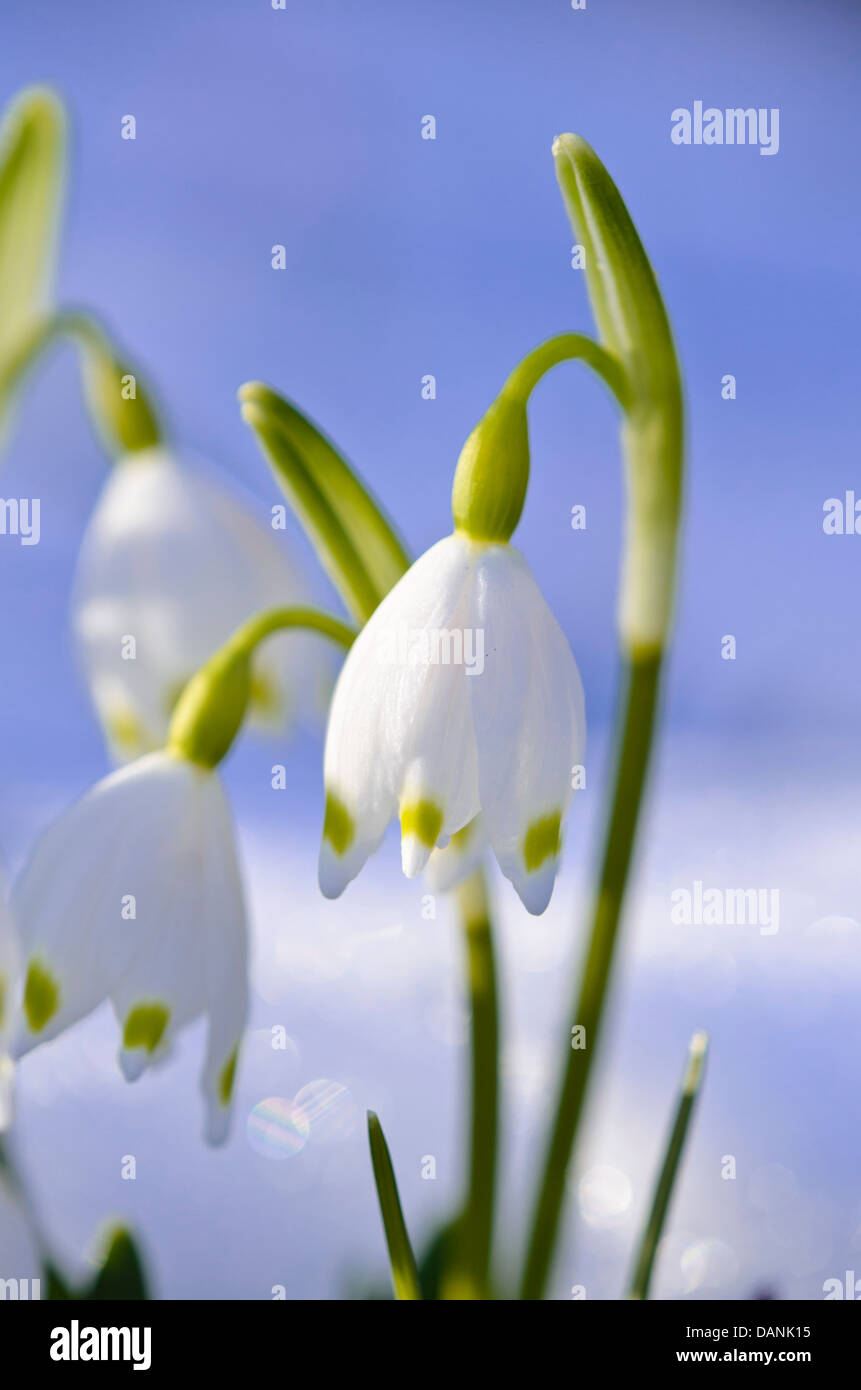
[226,604,356,659]
[0,306,162,454]
[519,650,662,1299]
[504,332,632,412]
[442,867,499,1300]
[168,605,356,768]
[451,332,629,543]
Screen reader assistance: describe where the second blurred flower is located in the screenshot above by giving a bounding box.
[73,447,330,761]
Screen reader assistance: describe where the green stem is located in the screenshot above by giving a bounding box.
[443,867,499,1299]
[519,649,662,1299]
[628,1032,708,1300]
[226,604,356,658]
[504,332,632,412]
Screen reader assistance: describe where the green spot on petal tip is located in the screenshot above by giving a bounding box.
[123,1002,170,1053]
[523,810,562,872]
[218,1046,239,1106]
[23,959,60,1032]
[400,799,444,849]
[323,792,354,855]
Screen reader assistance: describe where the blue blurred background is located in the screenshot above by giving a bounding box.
[1,0,860,1299]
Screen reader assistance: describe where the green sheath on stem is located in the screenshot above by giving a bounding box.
[553,133,683,657]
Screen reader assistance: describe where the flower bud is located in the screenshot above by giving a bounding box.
[81,341,161,456]
[451,388,530,543]
[167,642,252,769]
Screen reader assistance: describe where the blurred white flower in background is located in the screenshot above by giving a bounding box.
[73,448,332,762]
[0,885,20,1131]
[11,748,248,1145]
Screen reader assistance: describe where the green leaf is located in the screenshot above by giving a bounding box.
[42,1262,73,1300]
[0,87,65,366]
[239,382,409,623]
[367,1111,422,1301]
[85,1227,150,1301]
[627,1032,708,1300]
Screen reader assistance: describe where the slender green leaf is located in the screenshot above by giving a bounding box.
[42,1262,73,1300]
[367,1111,422,1300]
[239,382,409,623]
[86,1227,150,1301]
[0,86,65,365]
[628,1032,709,1300]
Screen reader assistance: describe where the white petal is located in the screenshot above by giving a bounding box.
[73,449,325,761]
[469,545,585,914]
[11,751,204,1051]
[425,815,488,894]
[198,787,248,1145]
[109,774,224,1081]
[319,534,480,895]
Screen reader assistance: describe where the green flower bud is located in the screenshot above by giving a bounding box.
[166,605,355,770]
[167,641,252,770]
[451,387,530,543]
[80,335,161,456]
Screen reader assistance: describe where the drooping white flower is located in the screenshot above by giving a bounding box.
[11,749,247,1144]
[73,447,330,762]
[319,533,585,915]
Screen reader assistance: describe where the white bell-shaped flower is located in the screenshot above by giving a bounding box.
[73,447,329,762]
[319,533,585,914]
[10,749,248,1144]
